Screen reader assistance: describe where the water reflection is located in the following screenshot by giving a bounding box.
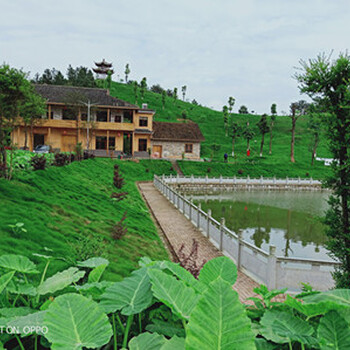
[192,191,333,261]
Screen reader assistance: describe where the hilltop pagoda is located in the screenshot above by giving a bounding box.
[93,59,114,79]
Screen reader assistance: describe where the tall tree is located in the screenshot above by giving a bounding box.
[228,96,235,116]
[222,105,229,136]
[257,114,270,157]
[105,71,112,90]
[289,100,308,163]
[173,87,178,104]
[124,63,130,83]
[19,87,46,150]
[307,104,323,165]
[133,81,138,104]
[0,65,28,177]
[231,122,240,157]
[295,53,350,287]
[161,90,166,110]
[140,77,147,100]
[242,122,255,152]
[269,103,277,155]
[181,85,187,101]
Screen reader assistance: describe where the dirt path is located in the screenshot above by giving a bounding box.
[138,182,260,303]
[170,160,184,176]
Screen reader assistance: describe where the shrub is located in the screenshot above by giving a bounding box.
[111,192,128,202]
[83,151,95,159]
[30,154,47,170]
[238,169,244,175]
[0,163,7,178]
[207,167,211,173]
[54,153,70,166]
[113,169,125,189]
[178,239,206,278]
[305,172,310,177]
[112,212,128,240]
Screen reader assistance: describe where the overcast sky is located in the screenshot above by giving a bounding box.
[1,0,349,114]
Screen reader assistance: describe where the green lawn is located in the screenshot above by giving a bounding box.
[0,158,176,280]
[110,81,332,179]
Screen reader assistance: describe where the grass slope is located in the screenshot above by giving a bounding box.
[0,158,176,280]
[110,81,332,179]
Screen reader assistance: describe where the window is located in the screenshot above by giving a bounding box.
[62,108,75,120]
[46,110,53,119]
[138,139,147,152]
[139,117,148,127]
[81,113,88,121]
[96,136,107,150]
[185,144,193,153]
[109,137,116,150]
[115,115,122,123]
[96,110,108,122]
[123,111,133,123]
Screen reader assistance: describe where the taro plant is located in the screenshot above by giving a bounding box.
[0,253,350,349]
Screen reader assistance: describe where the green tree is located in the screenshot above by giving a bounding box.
[289,100,308,163]
[295,53,350,287]
[161,90,166,110]
[242,122,255,151]
[222,105,229,136]
[181,109,187,121]
[124,63,130,83]
[238,105,249,114]
[307,104,323,165]
[181,85,187,101]
[269,103,277,155]
[173,87,178,103]
[257,114,270,157]
[19,87,46,150]
[228,97,235,124]
[133,81,138,104]
[140,77,147,100]
[0,65,29,177]
[231,122,240,157]
[105,71,112,90]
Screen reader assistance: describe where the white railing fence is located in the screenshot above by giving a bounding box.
[154,175,339,292]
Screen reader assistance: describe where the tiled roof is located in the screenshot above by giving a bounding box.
[152,121,205,142]
[34,84,137,108]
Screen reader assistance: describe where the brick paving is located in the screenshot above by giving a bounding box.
[138,181,261,303]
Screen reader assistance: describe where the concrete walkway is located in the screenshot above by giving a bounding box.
[138,182,260,303]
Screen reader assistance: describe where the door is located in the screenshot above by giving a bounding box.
[153,145,162,158]
[123,133,133,155]
[62,135,77,152]
[34,134,45,148]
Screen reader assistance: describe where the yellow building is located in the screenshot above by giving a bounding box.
[12,84,154,157]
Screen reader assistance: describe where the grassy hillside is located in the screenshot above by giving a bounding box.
[110,81,332,178]
[0,158,176,280]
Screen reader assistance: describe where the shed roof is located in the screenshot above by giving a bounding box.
[34,84,137,108]
[152,121,205,142]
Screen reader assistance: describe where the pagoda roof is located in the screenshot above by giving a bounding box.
[94,59,112,68]
[92,67,114,74]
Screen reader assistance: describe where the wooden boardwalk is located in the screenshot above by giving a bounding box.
[138,182,260,303]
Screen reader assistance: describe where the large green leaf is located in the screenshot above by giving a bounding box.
[199,257,237,286]
[148,269,200,320]
[88,264,107,283]
[44,293,112,350]
[285,295,344,318]
[186,277,255,350]
[77,257,109,268]
[255,338,278,350]
[318,310,350,350]
[162,261,204,293]
[0,271,15,294]
[260,309,314,345]
[5,310,47,335]
[37,267,85,295]
[0,341,3,350]
[100,267,153,315]
[74,281,113,299]
[303,289,350,308]
[7,281,37,296]
[129,332,166,350]
[129,332,185,350]
[146,319,185,338]
[0,307,34,318]
[0,254,38,274]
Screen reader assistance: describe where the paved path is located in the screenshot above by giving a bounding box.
[138,182,260,303]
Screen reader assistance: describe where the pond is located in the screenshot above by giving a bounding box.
[192,190,334,261]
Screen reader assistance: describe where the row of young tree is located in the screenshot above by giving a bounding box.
[222,97,324,165]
